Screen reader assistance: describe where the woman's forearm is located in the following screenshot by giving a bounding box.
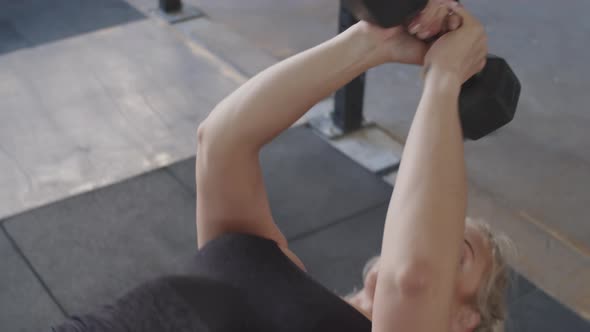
[199,24,382,151]
[381,69,466,277]
[374,69,467,331]
[380,66,467,305]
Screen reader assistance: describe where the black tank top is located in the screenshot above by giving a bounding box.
[51,233,372,332]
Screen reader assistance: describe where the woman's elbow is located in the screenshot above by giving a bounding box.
[381,260,434,298]
[197,101,226,149]
[197,121,207,147]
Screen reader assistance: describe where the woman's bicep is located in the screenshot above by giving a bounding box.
[195,144,287,249]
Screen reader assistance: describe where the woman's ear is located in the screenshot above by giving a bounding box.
[463,307,481,332]
[363,267,379,300]
[453,306,481,332]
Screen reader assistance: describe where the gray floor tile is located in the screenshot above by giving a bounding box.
[506,290,590,332]
[506,271,537,304]
[0,19,239,220]
[289,205,387,296]
[4,170,198,315]
[176,19,278,77]
[187,0,337,59]
[167,157,196,193]
[0,20,29,54]
[168,127,393,239]
[464,129,590,245]
[260,127,392,238]
[0,231,64,331]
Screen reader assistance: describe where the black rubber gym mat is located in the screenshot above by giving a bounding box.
[0,0,144,55]
[1,126,588,331]
[0,230,65,331]
[1,126,390,329]
[168,127,393,238]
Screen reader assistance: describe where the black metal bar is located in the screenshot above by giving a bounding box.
[159,0,182,13]
[332,2,365,133]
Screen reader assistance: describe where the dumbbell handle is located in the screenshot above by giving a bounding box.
[343,0,428,27]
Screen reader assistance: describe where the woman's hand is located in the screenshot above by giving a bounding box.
[352,1,463,66]
[424,2,488,84]
[356,21,428,65]
[408,0,462,39]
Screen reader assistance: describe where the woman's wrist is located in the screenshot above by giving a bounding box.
[341,22,390,68]
[424,65,462,96]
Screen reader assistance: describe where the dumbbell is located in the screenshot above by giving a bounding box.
[343,0,521,140]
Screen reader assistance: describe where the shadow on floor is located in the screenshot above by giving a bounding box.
[0,0,144,55]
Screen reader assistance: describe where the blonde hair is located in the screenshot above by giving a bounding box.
[467,218,515,332]
[353,218,514,332]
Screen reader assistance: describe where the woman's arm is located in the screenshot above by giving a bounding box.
[199,22,418,153]
[196,23,427,249]
[373,70,466,332]
[372,4,487,332]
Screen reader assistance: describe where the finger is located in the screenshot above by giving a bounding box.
[447,13,462,31]
[415,2,439,38]
[425,4,448,37]
[408,25,422,36]
[420,2,438,25]
[407,12,423,33]
[407,11,428,35]
[417,29,431,39]
[444,1,476,26]
[407,15,417,33]
[441,15,449,34]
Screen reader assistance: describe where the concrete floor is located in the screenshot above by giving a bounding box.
[0,1,242,219]
[176,0,590,317]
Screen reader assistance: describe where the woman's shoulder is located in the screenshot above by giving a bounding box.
[197,232,306,271]
[198,232,280,253]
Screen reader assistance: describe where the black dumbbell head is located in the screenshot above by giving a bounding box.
[459,55,521,140]
[343,0,428,28]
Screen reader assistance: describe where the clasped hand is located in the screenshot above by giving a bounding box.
[357,1,488,85]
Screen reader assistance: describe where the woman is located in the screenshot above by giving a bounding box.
[52,2,511,332]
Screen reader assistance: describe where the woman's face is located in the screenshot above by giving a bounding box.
[347,224,492,319]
